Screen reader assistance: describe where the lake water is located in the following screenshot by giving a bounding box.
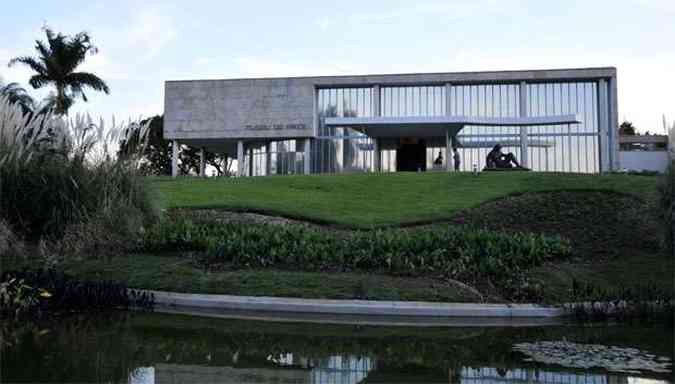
[2,310,672,383]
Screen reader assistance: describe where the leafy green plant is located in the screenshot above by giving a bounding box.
[144,216,571,297]
[0,269,153,318]
[0,278,40,318]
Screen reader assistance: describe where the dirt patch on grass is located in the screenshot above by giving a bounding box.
[448,191,661,260]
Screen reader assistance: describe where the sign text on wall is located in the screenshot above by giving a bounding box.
[245,123,307,131]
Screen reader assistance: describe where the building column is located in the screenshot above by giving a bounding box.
[372,85,381,173]
[237,140,245,177]
[303,138,311,175]
[445,83,452,115]
[445,129,452,171]
[373,138,381,172]
[598,79,610,173]
[372,85,381,116]
[519,81,529,169]
[171,140,179,177]
[264,142,272,176]
[199,147,206,177]
[608,76,620,171]
[248,147,254,176]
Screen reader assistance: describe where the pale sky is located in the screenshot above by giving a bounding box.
[2,0,674,133]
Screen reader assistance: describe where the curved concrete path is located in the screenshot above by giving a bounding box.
[147,290,566,318]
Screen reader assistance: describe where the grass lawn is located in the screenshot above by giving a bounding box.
[153,172,657,227]
[18,254,480,303]
[531,250,673,303]
[9,247,669,304]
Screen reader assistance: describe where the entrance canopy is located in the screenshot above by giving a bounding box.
[324,115,580,138]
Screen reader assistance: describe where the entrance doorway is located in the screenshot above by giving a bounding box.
[396,138,426,172]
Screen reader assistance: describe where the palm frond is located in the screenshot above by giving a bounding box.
[65,72,110,94]
[70,84,88,102]
[35,40,52,62]
[28,74,51,89]
[7,56,48,76]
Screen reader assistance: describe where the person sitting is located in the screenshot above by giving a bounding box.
[433,151,443,166]
[485,144,523,169]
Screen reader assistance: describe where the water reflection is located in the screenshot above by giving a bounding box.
[2,312,671,384]
[128,362,671,384]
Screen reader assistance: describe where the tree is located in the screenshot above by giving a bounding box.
[0,81,35,114]
[119,115,172,176]
[205,152,234,176]
[8,28,109,115]
[619,120,636,136]
[118,115,233,176]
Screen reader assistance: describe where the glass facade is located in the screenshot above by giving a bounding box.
[309,81,602,175]
[241,79,607,176]
[313,87,375,173]
[244,140,305,176]
[525,82,599,173]
[380,86,447,117]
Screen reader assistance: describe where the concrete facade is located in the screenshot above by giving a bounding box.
[164,67,619,176]
[619,151,670,172]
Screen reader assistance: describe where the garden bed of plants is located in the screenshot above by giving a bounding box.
[142,214,571,300]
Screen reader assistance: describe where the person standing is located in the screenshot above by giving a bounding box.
[453,147,461,171]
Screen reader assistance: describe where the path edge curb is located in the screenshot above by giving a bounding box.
[142,290,567,318]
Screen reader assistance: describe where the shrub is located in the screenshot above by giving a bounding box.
[144,217,571,287]
[656,160,674,254]
[569,279,673,325]
[0,219,23,257]
[0,96,159,244]
[0,269,153,318]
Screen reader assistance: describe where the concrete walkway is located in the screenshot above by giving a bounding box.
[147,290,566,318]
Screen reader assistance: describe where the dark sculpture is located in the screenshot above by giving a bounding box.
[485,144,523,169]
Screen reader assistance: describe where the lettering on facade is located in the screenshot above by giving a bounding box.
[245,123,307,131]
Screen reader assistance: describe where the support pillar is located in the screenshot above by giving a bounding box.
[171,140,179,177]
[372,85,381,173]
[608,76,619,171]
[519,81,529,169]
[248,147,254,177]
[303,138,311,175]
[264,142,272,176]
[373,138,381,172]
[445,129,452,171]
[237,140,245,177]
[199,147,206,177]
[598,79,610,173]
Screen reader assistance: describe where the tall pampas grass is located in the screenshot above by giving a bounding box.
[667,118,674,159]
[0,96,157,250]
[657,116,674,254]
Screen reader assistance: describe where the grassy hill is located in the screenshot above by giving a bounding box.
[154,172,657,228]
[9,171,667,304]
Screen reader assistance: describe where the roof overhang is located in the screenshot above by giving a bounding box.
[324,115,580,138]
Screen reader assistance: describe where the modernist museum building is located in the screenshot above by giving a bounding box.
[164,67,619,176]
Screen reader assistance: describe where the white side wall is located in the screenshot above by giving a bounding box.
[619,151,669,172]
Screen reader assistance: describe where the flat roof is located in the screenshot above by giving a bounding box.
[324,115,580,138]
[166,67,617,85]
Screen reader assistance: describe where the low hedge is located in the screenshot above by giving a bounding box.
[144,216,571,284]
[0,269,154,318]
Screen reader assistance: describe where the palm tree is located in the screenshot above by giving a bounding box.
[8,28,110,115]
[0,81,35,114]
